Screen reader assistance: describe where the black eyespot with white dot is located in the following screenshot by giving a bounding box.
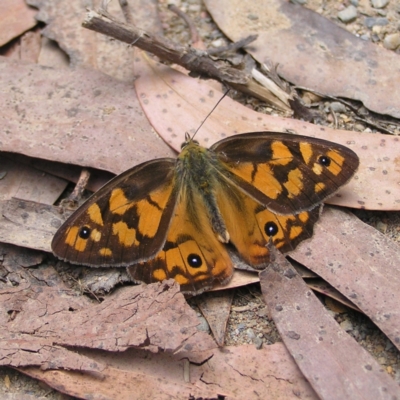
[318,155,331,167]
[265,222,279,237]
[187,253,202,268]
[79,226,91,239]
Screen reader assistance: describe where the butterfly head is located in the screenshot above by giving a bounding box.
[181,132,199,150]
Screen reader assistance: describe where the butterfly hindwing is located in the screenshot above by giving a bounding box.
[214,177,322,268]
[51,159,178,266]
[128,183,233,294]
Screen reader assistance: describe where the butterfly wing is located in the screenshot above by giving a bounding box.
[128,183,234,295]
[214,179,321,267]
[211,132,359,214]
[51,159,179,266]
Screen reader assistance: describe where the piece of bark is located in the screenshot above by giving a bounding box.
[20,342,318,400]
[260,246,400,399]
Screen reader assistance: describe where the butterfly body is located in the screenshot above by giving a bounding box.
[52,132,359,294]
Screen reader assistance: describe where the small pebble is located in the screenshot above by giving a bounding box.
[365,17,389,28]
[378,356,387,365]
[383,33,400,50]
[354,123,365,131]
[350,0,359,6]
[196,316,210,333]
[330,102,347,113]
[168,0,181,6]
[371,0,389,9]
[340,320,354,332]
[360,33,370,41]
[246,329,263,349]
[247,14,259,20]
[376,221,388,233]
[211,38,225,48]
[338,5,358,23]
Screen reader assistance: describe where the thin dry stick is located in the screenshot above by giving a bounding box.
[83,10,252,85]
[168,4,200,45]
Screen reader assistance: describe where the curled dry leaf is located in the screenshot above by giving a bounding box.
[133,51,400,210]
[204,0,400,119]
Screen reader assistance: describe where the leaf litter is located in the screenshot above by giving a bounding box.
[0,2,398,398]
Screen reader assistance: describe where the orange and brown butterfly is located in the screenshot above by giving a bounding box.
[51,131,359,294]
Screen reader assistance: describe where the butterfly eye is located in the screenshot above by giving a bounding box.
[78,226,91,239]
[318,155,331,167]
[187,253,203,268]
[265,221,279,237]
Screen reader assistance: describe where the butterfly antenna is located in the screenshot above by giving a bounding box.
[191,89,230,140]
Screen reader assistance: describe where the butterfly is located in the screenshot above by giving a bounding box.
[52,131,359,295]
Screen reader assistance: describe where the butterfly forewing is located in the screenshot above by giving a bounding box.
[51,159,178,266]
[211,132,359,214]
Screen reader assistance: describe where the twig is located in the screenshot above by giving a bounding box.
[83,10,251,85]
[118,0,134,25]
[207,35,258,55]
[168,4,200,45]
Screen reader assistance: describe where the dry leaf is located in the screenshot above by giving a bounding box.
[0,57,175,173]
[196,290,234,346]
[291,207,400,352]
[260,246,400,399]
[204,0,400,119]
[133,51,400,210]
[0,0,37,47]
[0,154,67,204]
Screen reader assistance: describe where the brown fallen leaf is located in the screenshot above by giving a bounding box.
[27,0,162,80]
[20,343,318,400]
[196,290,234,346]
[0,154,67,204]
[260,245,400,399]
[204,0,400,119]
[133,51,400,211]
[0,57,175,173]
[0,199,61,251]
[291,207,400,352]
[0,0,37,47]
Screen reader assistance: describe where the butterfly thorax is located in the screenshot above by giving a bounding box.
[177,140,230,243]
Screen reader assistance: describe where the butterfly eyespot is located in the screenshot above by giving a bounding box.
[318,155,331,167]
[78,226,91,239]
[265,221,279,237]
[187,253,202,268]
